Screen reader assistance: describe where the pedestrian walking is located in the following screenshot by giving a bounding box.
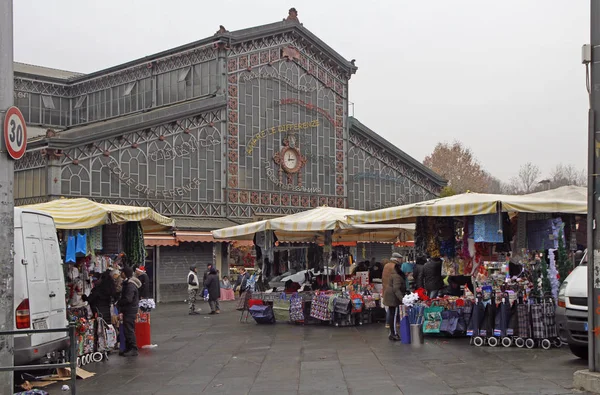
[234,267,250,295]
[383,262,407,341]
[204,267,221,314]
[187,265,201,315]
[117,266,141,357]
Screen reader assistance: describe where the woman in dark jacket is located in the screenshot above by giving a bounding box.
[83,270,116,321]
[383,263,407,341]
[423,257,444,298]
[204,268,221,314]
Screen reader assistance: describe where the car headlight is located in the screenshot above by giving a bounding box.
[558,281,568,307]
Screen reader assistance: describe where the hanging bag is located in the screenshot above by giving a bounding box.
[75,232,87,257]
[65,235,77,263]
[334,297,352,315]
[440,309,459,334]
[423,303,444,334]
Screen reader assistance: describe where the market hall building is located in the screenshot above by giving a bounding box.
[13,9,445,302]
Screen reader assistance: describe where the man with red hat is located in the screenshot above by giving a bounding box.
[135,266,150,299]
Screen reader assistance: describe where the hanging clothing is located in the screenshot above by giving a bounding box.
[473,214,503,243]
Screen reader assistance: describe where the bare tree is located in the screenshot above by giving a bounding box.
[515,162,541,194]
[424,141,489,193]
[549,164,586,188]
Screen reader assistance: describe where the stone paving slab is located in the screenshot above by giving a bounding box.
[36,300,593,395]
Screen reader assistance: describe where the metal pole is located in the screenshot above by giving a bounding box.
[589,0,600,373]
[0,0,15,393]
[69,322,77,395]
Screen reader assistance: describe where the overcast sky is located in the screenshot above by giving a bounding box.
[13,0,589,182]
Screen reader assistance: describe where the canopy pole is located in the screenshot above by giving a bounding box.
[323,230,333,287]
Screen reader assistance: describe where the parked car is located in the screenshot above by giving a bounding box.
[13,208,69,365]
[556,251,588,359]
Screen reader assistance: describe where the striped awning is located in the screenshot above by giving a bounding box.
[212,206,364,239]
[22,198,174,231]
[346,187,587,224]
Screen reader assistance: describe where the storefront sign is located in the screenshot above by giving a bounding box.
[263,159,321,193]
[105,158,201,198]
[246,120,319,154]
[240,71,317,93]
[148,136,220,162]
[279,98,337,127]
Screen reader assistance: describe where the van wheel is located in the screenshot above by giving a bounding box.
[569,344,589,359]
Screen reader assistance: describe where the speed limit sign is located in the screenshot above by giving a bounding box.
[3,106,27,160]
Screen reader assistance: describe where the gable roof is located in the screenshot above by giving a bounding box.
[349,117,446,187]
[19,15,357,85]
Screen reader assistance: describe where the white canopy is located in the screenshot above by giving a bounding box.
[346,186,587,224]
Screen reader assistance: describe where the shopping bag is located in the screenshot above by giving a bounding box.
[105,324,117,349]
[65,236,76,263]
[289,293,305,322]
[363,295,376,310]
[400,315,411,344]
[440,310,459,334]
[350,293,363,313]
[272,294,290,322]
[422,304,444,334]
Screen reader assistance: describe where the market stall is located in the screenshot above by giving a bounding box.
[344,186,586,348]
[213,206,413,327]
[21,198,173,363]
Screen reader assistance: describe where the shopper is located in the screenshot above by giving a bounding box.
[83,270,116,321]
[135,266,150,299]
[188,265,201,315]
[118,266,141,357]
[204,267,221,314]
[382,253,403,328]
[235,267,249,295]
[383,262,407,341]
[412,255,427,291]
[423,257,444,299]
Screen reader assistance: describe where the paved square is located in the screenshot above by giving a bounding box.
[45,301,590,394]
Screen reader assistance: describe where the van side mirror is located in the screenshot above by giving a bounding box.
[21,259,28,266]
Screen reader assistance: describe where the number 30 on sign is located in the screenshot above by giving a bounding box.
[3,106,27,160]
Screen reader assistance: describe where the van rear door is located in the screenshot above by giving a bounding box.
[38,213,68,341]
[21,212,53,347]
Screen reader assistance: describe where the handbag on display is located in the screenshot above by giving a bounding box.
[75,232,87,257]
[363,296,376,310]
[422,303,444,334]
[334,297,352,315]
[272,293,290,322]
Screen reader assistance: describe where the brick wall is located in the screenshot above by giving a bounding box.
[159,242,212,303]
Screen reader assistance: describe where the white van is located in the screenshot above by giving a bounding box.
[13,207,69,365]
[556,251,588,359]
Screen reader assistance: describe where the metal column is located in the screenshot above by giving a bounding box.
[0,1,15,393]
[589,0,600,373]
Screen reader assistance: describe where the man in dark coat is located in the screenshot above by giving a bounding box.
[118,266,141,357]
[423,257,444,299]
[135,266,150,299]
[412,255,427,291]
[204,267,221,314]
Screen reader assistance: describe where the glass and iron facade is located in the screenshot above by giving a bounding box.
[13,15,445,301]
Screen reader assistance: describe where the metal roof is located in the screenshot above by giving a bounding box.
[349,117,447,187]
[14,62,84,81]
[173,217,250,231]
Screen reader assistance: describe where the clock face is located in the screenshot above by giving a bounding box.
[283,149,298,170]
